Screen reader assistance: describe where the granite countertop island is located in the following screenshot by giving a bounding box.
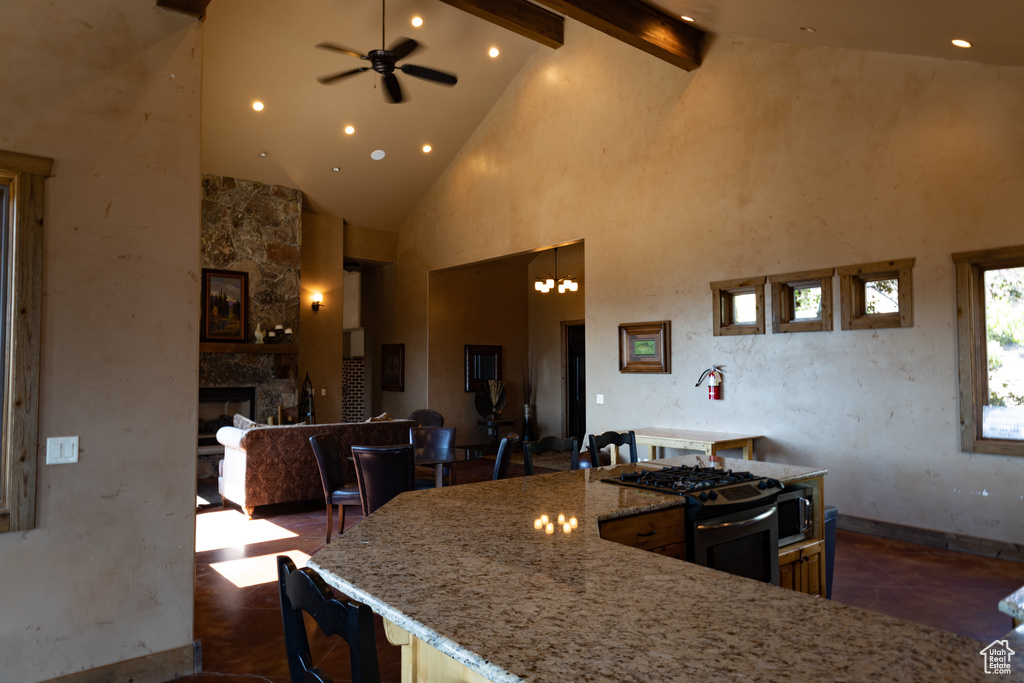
[310,455,1016,682]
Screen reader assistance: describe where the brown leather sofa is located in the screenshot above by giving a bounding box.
[216,419,415,518]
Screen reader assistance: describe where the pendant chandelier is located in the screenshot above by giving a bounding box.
[534,248,578,294]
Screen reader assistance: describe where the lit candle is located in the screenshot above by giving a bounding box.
[284,328,293,335]
[545,523,554,534]
[540,514,549,525]
[275,325,284,330]
[534,518,543,530]
[569,517,578,529]
[563,522,571,534]
[557,513,565,525]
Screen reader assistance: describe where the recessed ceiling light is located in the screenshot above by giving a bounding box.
[680,15,694,22]
[252,101,264,111]
[411,16,423,27]
[344,125,355,135]
[258,152,268,157]
[488,47,500,58]
[800,26,817,33]
[371,149,386,161]
[952,39,972,48]
[422,144,432,153]
[332,167,340,172]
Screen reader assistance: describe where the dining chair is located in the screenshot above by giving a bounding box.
[586,430,638,468]
[491,432,521,480]
[309,434,362,544]
[410,426,457,488]
[277,555,382,683]
[351,444,416,516]
[409,408,444,427]
[522,435,580,474]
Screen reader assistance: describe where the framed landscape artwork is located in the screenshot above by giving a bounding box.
[619,321,671,373]
[201,269,248,342]
[381,344,405,392]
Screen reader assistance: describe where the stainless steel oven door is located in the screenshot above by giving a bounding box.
[691,503,779,585]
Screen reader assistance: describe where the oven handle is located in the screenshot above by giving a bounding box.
[697,507,775,531]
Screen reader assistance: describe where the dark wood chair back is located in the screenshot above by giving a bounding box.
[309,434,361,543]
[491,433,521,480]
[587,430,638,468]
[522,435,580,474]
[409,409,444,427]
[409,426,456,449]
[351,444,415,516]
[277,555,382,683]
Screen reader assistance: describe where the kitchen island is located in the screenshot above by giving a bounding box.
[309,456,1012,682]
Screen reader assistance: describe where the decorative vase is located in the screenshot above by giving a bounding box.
[254,323,266,344]
[523,403,537,442]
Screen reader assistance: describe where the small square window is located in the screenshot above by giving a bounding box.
[768,268,834,333]
[711,277,765,336]
[838,259,914,330]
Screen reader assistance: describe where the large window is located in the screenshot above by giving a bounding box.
[0,150,50,532]
[953,245,1024,456]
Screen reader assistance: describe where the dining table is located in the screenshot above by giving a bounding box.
[414,446,483,488]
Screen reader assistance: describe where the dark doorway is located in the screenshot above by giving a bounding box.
[564,323,586,444]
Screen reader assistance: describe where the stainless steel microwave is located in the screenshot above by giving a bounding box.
[777,484,815,547]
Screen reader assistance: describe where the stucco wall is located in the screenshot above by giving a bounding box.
[0,2,201,680]
[378,22,1024,543]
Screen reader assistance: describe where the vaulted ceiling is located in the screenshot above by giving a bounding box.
[192,0,1024,233]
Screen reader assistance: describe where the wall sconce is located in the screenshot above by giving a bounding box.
[311,292,324,312]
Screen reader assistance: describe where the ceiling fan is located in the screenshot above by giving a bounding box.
[315,0,458,103]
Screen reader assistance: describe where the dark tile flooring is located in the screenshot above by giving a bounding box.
[185,460,1024,682]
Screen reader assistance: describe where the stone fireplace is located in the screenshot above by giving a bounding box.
[198,174,302,479]
[198,386,255,446]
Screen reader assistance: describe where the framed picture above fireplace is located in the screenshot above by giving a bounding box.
[201,269,248,342]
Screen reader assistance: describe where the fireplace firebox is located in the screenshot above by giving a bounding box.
[198,387,256,446]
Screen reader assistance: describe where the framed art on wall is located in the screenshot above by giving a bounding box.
[465,345,502,392]
[201,269,248,342]
[619,321,671,373]
[381,344,405,392]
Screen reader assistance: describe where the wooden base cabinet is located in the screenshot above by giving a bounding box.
[597,506,686,559]
[779,540,825,597]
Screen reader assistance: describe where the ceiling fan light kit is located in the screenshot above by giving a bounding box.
[315,0,457,103]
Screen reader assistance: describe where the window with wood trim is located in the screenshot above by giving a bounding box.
[711,277,765,336]
[952,245,1024,456]
[838,259,914,330]
[0,150,50,533]
[768,268,834,334]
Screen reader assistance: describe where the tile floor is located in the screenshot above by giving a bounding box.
[185,460,1024,682]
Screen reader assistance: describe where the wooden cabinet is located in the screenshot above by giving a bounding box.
[598,506,686,560]
[779,539,824,596]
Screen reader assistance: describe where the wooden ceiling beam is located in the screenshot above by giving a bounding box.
[437,0,564,49]
[155,0,212,21]
[534,0,703,70]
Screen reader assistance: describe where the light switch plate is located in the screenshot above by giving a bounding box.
[596,394,604,404]
[46,436,79,465]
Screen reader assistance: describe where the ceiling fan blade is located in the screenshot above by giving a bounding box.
[388,37,419,61]
[382,73,403,103]
[399,63,458,86]
[315,42,366,59]
[317,67,369,85]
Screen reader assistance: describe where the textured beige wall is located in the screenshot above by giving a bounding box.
[527,244,586,437]
[0,1,201,680]
[427,257,531,443]
[300,213,346,422]
[381,22,1024,544]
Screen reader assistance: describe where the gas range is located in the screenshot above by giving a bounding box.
[601,465,782,517]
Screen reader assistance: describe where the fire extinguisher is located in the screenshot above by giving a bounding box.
[695,366,724,400]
